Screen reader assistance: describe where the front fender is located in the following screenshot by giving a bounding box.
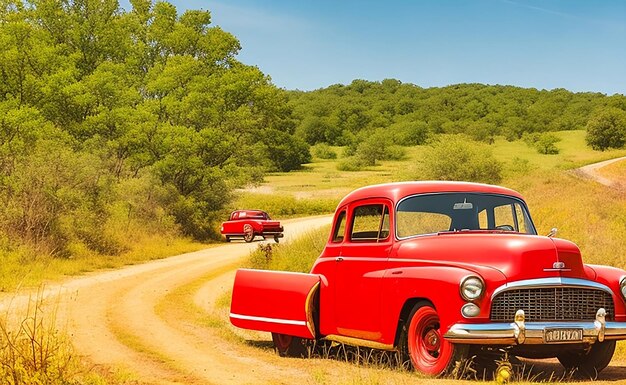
[381,266,484,345]
[588,264,626,320]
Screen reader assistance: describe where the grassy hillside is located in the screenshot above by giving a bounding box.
[244,130,626,201]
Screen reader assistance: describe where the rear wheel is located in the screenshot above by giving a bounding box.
[274,234,280,243]
[271,333,307,357]
[557,340,615,378]
[400,302,468,376]
[225,235,230,242]
[243,224,254,243]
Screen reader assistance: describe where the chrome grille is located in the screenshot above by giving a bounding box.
[490,287,614,322]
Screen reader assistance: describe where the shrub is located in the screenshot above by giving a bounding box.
[311,143,337,159]
[522,132,561,154]
[419,136,503,184]
[535,133,561,154]
[337,158,365,171]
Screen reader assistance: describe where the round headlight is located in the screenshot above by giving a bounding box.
[460,276,484,301]
[620,277,626,299]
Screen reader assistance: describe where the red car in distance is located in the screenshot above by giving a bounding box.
[230,181,626,378]
[220,210,284,243]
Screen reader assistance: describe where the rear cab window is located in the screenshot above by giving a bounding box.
[349,203,391,243]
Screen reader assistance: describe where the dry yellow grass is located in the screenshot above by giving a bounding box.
[598,158,626,185]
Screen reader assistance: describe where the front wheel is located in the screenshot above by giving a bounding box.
[274,234,280,243]
[557,340,615,378]
[400,302,468,376]
[271,333,307,357]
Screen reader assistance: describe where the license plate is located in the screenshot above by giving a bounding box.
[544,328,583,343]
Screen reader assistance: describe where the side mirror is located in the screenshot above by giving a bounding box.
[547,228,558,238]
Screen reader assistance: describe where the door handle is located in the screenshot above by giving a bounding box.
[391,270,403,275]
[336,257,344,262]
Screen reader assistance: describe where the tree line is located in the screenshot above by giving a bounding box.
[288,79,626,155]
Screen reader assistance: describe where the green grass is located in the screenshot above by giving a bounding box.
[231,193,337,218]
[243,131,626,203]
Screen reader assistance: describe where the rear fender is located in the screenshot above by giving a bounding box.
[230,269,320,339]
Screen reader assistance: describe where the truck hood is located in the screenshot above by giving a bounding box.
[397,232,594,282]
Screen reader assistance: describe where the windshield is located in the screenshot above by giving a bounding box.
[396,193,536,238]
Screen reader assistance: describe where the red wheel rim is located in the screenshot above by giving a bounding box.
[243,224,254,242]
[407,306,453,375]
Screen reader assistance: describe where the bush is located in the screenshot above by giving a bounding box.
[311,143,337,159]
[419,136,503,184]
[535,133,561,154]
[522,132,561,154]
[336,158,365,171]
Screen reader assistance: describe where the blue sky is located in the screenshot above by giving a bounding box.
[121,1,626,95]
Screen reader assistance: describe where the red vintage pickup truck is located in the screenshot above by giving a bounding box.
[220,210,284,243]
[230,182,626,377]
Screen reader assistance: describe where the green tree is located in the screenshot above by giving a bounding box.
[586,108,626,150]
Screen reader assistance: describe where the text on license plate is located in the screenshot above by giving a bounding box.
[544,328,583,343]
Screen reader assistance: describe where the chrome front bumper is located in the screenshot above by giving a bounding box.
[444,308,626,345]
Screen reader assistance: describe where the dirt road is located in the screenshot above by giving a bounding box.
[575,156,626,188]
[2,216,332,385]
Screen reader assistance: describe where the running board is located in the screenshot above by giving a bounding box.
[323,334,396,351]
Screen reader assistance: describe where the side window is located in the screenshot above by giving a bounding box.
[332,211,346,242]
[350,204,389,242]
[514,203,530,233]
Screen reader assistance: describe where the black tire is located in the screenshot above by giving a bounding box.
[557,340,616,378]
[274,235,280,243]
[225,236,230,242]
[399,301,469,376]
[271,333,307,357]
[243,224,254,243]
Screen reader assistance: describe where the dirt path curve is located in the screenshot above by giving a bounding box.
[2,215,332,385]
[575,156,626,188]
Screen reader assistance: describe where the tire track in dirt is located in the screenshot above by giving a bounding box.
[2,215,332,385]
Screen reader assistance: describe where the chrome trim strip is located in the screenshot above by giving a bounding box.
[230,312,307,326]
[542,268,571,272]
[491,277,613,299]
[237,268,318,277]
[444,321,626,345]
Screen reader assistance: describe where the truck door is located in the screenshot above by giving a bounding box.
[334,199,392,341]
